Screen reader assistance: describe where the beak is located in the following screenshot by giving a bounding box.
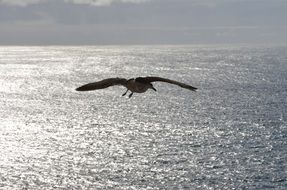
[151,87,157,91]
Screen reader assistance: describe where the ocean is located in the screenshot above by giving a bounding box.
[0,45,286,189]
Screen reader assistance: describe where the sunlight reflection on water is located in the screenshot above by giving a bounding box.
[0,46,287,189]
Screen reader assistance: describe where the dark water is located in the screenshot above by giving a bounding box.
[0,46,287,189]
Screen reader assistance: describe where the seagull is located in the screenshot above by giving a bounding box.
[76,76,197,98]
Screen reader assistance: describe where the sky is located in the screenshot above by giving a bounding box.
[0,0,287,45]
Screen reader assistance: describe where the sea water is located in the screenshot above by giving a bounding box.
[0,45,286,189]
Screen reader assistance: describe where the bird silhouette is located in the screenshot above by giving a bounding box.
[76,76,197,98]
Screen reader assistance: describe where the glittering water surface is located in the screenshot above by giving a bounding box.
[0,46,287,189]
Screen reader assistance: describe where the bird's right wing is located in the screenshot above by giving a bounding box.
[76,78,127,91]
[138,76,197,91]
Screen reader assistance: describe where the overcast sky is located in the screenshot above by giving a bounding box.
[0,0,287,45]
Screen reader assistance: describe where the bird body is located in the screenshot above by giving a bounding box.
[76,76,197,98]
[126,78,156,93]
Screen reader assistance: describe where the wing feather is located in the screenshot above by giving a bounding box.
[76,78,127,91]
[137,76,197,91]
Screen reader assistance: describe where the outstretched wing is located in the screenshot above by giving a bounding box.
[136,76,197,91]
[76,77,127,91]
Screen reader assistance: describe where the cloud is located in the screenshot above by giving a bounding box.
[0,0,150,6]
[0,0,43,6]
[65,0,150,6]
[0,0,283,7]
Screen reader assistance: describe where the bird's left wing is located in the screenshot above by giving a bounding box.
[76,78,127,91]
[137,76,197,91]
